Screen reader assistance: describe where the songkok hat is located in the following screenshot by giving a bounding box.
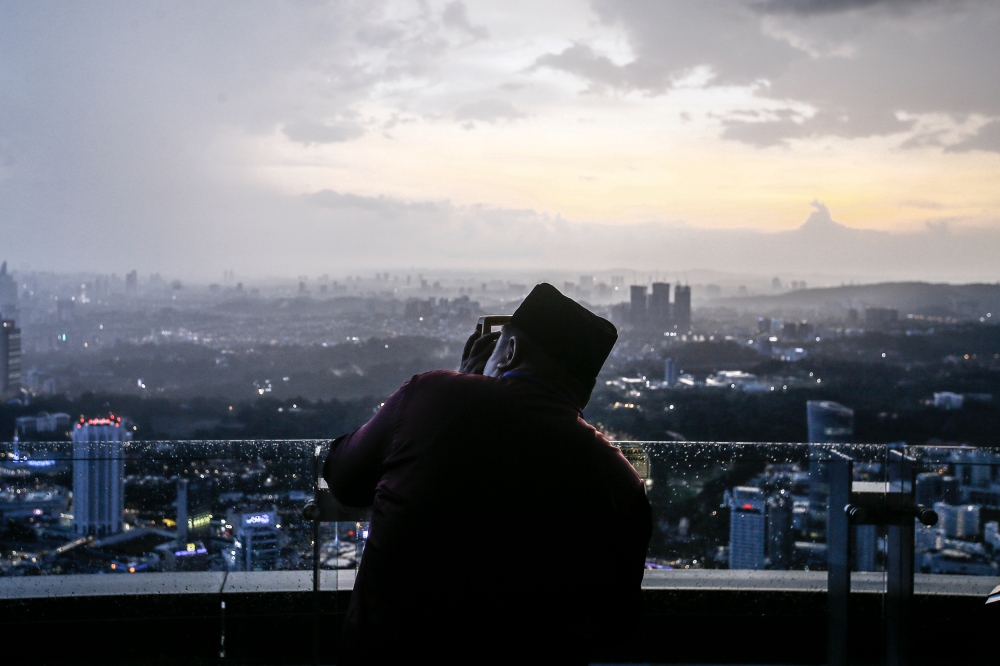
[510,283,618,385]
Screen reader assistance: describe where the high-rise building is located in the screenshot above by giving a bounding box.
[649,282,671,329]
[766,494,793,570]
[15,412,71,439]
[1,319,21,394]
[865,307,898,327]
[228,508,280,571]
[726,486,766,569]
[934,503,981,539]
[805,401,854,539]
[72,416,130,536]
[854,524,878,571]
[916,472,943,506]
[0,261,17,317]
[673,285,691,332]
[630,285,647,326]
[125,270,138,291]
[806,401,854,443]
[177,478,214,543]
[951,448,997,487]
[915,471,963,507]
[663,357,678,387]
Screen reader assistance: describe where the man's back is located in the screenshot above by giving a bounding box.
[326,370,651,664]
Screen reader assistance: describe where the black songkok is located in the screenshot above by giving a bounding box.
[510,283,618,386]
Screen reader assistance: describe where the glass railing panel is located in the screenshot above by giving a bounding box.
[628,442,888,577]
[903,444,1000,583]
[0,440,323,590]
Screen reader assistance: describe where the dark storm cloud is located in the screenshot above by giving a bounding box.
[572,0,1000,148]
[752,0,940,15]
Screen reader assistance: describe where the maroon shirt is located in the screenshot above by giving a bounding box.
[324,370,651,664]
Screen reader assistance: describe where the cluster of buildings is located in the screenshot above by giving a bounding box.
[724,401,1000,576]
[619,282,692,334]
[1,416,325,576]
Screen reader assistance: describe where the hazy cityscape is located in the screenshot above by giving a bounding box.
[2,261,998,581]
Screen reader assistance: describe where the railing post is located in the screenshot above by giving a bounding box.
[886,450,914,666]
[312,446,322,666]
[827,450,852,666]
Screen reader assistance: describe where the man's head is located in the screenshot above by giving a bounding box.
[483,283,618,408]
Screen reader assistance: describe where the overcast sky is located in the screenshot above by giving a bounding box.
[1,0,998,281]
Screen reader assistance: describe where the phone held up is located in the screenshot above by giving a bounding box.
[477,315,512,336]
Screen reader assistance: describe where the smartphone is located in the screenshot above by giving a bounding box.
[477,315,512,335]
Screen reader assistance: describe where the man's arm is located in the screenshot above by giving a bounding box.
[323,381,408,507]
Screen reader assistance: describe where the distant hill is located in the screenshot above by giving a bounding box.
[711,282,1000,318]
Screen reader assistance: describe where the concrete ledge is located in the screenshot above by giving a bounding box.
[1,569,994,600]
[641,569,998,597]
[0,571,226,599]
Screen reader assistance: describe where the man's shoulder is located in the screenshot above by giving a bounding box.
[583,427,645,489]
[403,370,501,402]
[408,369,494,388]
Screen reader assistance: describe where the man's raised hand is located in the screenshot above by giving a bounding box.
[460,325,501,375]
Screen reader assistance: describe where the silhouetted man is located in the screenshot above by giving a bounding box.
[324,283,651,664]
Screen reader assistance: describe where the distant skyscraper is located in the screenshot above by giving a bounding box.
[766,494,793,570]
[228,508,280,571]
[934,503,981,539]
[125,270,138,291]
[72,416,130,536]
[649,282,671,329]
[663,357,678,386]
[727,486,767,569]
[630,285,647,326]
[1,319,21,394]
[865,307,898,328]
[0,261,17,317]
[806,401,854,539]
[807,401,854,443]
[854,524,878,571]
[177,478,214,543]
[673,285,691,331]
[916,472,944,506]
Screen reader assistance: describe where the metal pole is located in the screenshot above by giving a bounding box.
[827,451,852,666]
[886,451,914,666]
[312,446,322,666]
